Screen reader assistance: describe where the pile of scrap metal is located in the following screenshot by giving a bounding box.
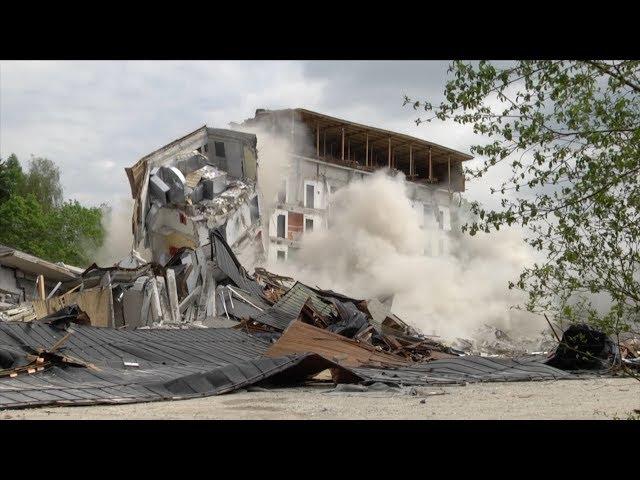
[0,226,591,410]
[0,304,573,409]
[205,228,456,364]
[1,244,217,330]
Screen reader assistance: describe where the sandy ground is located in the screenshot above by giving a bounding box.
[2,377,639,420]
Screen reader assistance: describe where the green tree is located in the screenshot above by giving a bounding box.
[0,194,50,259]
[0,154,25,203]
[0,154,105,267]
[21,156,63,209]
[405,60,640,335]
[0,195,105,267]
[49,201,106,266]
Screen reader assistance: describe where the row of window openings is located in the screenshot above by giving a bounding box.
[196,142,226,158]
[276,236,446,263]
[278,183,339,209]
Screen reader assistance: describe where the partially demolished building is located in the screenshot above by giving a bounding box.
[1,108,638,411]
[126,125,260,266]
[239,108,474,264]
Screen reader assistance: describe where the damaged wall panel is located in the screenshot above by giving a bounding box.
[31,286,114,327]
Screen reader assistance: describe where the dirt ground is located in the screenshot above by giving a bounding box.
[2,377,639,420]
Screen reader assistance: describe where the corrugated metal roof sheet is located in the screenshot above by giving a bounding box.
[276,282,335,318]
[212,230,264,299]
[252,307,294,331]
[266,320,410,368]
[252,282,335,331]
[0,321,358,409]
[353,356,573,386]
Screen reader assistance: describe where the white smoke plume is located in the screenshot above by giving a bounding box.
[263,170,545,341]
[235,116,545,343]
[94,196,150,266]
[237,120,302,256]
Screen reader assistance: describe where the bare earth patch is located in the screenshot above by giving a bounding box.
[2,377,638,420]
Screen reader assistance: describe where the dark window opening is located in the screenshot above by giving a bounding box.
[277,214,286,238]
[215,141,226,158]
[277,250,286,262]
[305,218,314,232]
[249,196,260,223]
[305,184,315,209]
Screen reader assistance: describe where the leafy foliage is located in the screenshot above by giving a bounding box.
[0,154,105,267]
[405,60,640,334]
[0,154,24,203]
[21,156,63,209]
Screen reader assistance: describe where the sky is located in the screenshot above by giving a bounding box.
[0,61,507,208]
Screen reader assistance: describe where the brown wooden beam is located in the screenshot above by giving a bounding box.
[365,133,369,167]
[323,131,326,157]
[448,154,451,198]
[409,144,413,176]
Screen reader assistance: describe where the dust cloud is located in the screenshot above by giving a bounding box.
[237,122,299,255]
[93,197,150,267]
[263,171,545,341]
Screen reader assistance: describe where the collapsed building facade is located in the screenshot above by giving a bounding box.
[126,125,261,265]
[239,108,473,264]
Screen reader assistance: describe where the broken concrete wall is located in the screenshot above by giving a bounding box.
[128,126,261,264]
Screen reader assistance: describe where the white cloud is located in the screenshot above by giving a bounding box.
[0,60,502,209]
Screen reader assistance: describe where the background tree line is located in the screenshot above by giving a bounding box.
[0,154,105,267]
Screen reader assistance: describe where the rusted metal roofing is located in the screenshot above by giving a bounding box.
[266,320,410,368]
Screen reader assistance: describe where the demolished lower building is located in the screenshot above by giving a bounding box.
[0,245,83,322]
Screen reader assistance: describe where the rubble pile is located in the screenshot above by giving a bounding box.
[451,325,558,357]
[142,151,261,267]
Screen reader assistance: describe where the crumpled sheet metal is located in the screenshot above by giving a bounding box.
[266,320,410,368]
[0,321,359,409]
[251,282,336,331]
[353,355,573,386]
[211,229,264,299]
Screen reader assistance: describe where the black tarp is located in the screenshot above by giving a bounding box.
[545,323,618,370]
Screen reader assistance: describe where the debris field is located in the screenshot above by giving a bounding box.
[0,122,638,413]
